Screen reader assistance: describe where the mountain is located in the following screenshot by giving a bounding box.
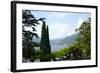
[32,34,77,52]
[50,34,77,52]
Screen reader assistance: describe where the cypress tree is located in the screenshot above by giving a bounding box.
[46,25,51,61]
[40,21,51,61]
[46,25,51,54]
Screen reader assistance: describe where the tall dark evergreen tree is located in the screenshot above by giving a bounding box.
[40,21,51,61]
[22,10,44,62]
[22,10,38,61]
[46,25,51,54]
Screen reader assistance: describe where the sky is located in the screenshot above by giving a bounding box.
[25,10,91,40]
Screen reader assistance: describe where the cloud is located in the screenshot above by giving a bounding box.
[25,11,90,42]
[46,12,68,24]
[76,18,84,29]
[35,23,42,37]
[48,23,67,40]
[47,12,67,17]
[24,18,85,40]
[48,18,85,40]
[48,22,76,40]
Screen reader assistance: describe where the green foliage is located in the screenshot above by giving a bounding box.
[40,21,51,62]
[22,10,44,61]
[66,44,83,60]
[51,48,68,60]
[22,10,91,62]
[51,18,91,61]
[75,18,91,59]
[40,50,51,61]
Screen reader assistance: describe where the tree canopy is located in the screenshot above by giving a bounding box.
[51,18,91,60]
[22,10,45,62]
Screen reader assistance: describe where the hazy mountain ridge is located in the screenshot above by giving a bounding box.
[50,34,77,52]
[33,34,77,52]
